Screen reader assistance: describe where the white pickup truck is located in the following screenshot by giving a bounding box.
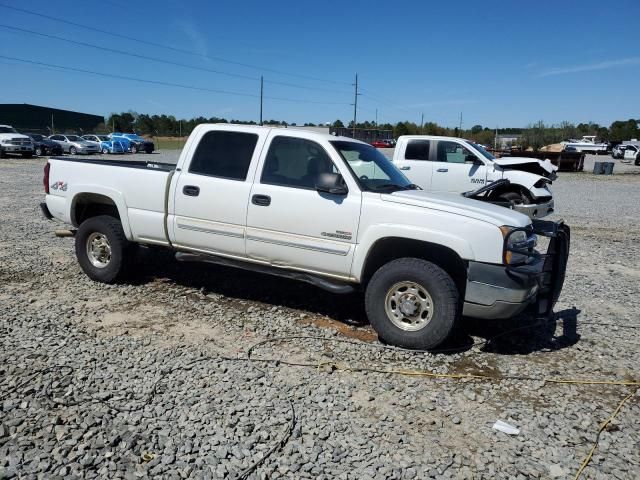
[392,135,557,219]
[41,124,569,349]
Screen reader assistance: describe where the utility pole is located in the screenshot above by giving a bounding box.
[259,75,264,126]
[420,113,424,134]
[375,108,378,127]
[352,73,359,139]
[459,112,463,135]
[51,114,54,134]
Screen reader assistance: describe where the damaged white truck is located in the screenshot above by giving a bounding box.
[392,135,557,219]
[41,124,569,349]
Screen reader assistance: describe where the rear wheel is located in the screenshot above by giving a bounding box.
[130,144,138,153]
[365,258,459,349]
[75,215,132,283]
[102,147,109,154]
[21,152,33,158]
[635,155,640,166]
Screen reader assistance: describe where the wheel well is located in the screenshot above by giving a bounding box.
[72,193,120,226]
[361,237,467,294]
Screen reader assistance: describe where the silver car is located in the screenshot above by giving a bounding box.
[49,134,100,155]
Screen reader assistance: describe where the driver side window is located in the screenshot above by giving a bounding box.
[437,141,473,163]
[261,136,337,190]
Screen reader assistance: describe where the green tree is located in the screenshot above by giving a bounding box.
[332,119,345,128]
[471,124,483,134]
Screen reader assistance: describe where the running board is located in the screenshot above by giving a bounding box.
[175,252,356,294]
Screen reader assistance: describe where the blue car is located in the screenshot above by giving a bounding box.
[82,135,126,154]
[111,132,155,154]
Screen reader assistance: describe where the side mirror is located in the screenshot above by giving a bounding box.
[316,173,348,195]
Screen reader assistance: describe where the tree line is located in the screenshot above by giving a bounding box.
[103,111,639,149]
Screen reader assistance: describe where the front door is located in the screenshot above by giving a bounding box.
[171,129,264,257]
[246,134,361,278]
[394,139,434,189]
[431,140,487,192]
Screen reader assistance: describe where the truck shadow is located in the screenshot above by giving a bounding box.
[131,249,581,355]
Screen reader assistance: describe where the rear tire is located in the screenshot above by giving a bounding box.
[635,155,640,166]
[75,215,131,283]
[130,144,138,153]
[21,152,33,158]
[365,258,459,349]
[102,147,109,154]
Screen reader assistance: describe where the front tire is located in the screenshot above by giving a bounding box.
[497,190,529,206]
[102,147,109,154]
[35,147,43,156]
[69,146,77,155]
[75,215,131,283]
[21,152,33,158]
[130,144,138,153]
[365,258,459,349]
[635,155,640,166]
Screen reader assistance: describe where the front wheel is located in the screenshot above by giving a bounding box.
[69,146,77,155]
[21,152,33,158]
[35,147,43,156]
[102,147,109,154]
[365,258,459,349]
[497,190,529,207]
[635,155,640,166]
[130,144,138,153]
[75,215,132,283]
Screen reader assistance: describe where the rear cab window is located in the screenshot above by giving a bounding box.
[404,139,431,160]
[189,130,259,180]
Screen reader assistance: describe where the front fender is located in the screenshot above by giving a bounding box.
[351,223,503,282]
[68,185,133,239]
[501,170,553,199]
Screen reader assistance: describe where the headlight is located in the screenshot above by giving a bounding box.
[500,226,537,265]
[1,139,11,144]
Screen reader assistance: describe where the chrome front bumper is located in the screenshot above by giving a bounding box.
[513,198,554,219]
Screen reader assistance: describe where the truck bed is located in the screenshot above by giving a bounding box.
[49,156,176,172]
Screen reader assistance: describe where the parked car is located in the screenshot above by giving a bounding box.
[392,135,557,219]
[41,124,570,350]
[111,133,155,153]
[27,134,63,156]
[622,145,640,165]
[49,135,100,155]
[0,124,33,158]
[611,144,627,159]
[82,135,125,154]
[371,139,394,148]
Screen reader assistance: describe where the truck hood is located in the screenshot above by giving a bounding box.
[381,190,531,228]
[0,133,30,140]
[493,157,558,179]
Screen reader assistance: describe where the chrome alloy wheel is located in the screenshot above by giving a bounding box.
[86,232,112,268]
[384,281,434,331]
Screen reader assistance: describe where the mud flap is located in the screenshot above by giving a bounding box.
[531,219,571,316]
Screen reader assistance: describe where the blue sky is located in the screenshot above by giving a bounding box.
[0,0,638,128]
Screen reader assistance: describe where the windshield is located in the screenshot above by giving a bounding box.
[0,126,18,133]
[66,135,81,141]
[98,136,110,141]
[468,141,496,161]
[330,140,417,192]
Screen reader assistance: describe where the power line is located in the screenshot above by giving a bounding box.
[0,24,351,95]
[0,55,351,106]
[0,2,349,86]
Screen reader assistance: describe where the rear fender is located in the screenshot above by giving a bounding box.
[69,186,132,239]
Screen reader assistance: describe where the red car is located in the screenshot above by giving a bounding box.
[371,139,394,148]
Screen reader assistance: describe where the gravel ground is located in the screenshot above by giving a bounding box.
[1,153,639,479]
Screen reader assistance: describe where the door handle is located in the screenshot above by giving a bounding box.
[436,168,449,172]
[399,166,411,170]
[183,185,200,196]
[252,194,271,206]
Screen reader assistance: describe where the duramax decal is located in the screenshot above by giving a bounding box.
[321,230,352,240]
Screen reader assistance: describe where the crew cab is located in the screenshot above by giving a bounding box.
[392,135,557,218]
[0,125,33,158]
[41,125,569,349]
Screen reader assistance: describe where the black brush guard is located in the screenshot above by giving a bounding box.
[507,219,571,317]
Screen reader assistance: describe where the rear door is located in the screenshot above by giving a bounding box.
[245,132,361,278]
[171,128,265,257]
[431,140,487,192]
[393,139,434,189]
